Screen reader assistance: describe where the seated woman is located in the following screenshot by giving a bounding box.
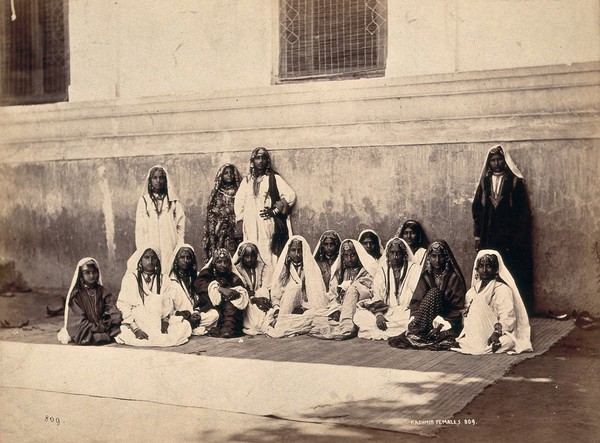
[453,250,532,355]
[232,241,275,335]
[311,239,377,339]
[388,240,466,350]
[163,244,219,336]
[57,258,121,345]
[313,230,342,291]
[202,163,243,261]
[358,229,384,263]
[116,247,191,347]
[267,236,328,338]
[353,238,421,340]
[396,220,429,265]
[194,248,249,338]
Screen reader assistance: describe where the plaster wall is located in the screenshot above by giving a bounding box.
[1,64,599,313]
[68,0,600,101]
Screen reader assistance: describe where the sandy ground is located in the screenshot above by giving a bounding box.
[0,290,598,442]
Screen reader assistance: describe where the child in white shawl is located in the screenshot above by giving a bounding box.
[453,250,531,354]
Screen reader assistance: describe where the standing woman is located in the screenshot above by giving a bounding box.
[472,145,533,313]
[454,250,531,355]
[396,220,429,265]
[203,163,243,262]
[234,147,296,268]
[135,165,186,261]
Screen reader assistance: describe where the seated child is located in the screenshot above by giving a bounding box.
[57,258,121,345]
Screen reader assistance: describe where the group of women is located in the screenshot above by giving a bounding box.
[57,145,532,355]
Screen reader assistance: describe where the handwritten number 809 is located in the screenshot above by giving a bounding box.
[45,415,61,426]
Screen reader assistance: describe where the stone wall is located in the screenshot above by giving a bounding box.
[1,63,599,313]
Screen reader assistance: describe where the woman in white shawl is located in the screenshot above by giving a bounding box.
[357,229,385,265]
[135,165,186,261]
[234,148,296,268]
[454,250,532,355]
[311,239,377,339]
[267,235,328,338]
[116,247,191,347]
[232,241,275,335]
[353,238,421,340]
[162,244,219,336]
[396,220,429,265]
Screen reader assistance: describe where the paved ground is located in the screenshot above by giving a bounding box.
[0,290,598,442]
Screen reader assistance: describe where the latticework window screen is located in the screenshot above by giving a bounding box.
[0,0,69,106]
[279,0,386,81]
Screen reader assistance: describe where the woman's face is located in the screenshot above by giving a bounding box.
[428,249,447,272]
[360,234,377,258]
[342,244,359,269]
[177,249,194,271]
[477,257,498,282]
[215,256,231,274]
[252,150,269,173]
[81,266,99,286]
[386,243,405,268]
[489,154,506,173]
[222,166,235,185]
[321,238,337,257]
[242,247,258,269]
[288,242,303,265]
[150,169,167,193]
[141,250,159,274]
[402,227,418,247]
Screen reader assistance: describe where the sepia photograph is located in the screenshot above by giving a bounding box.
[0,0,599,441]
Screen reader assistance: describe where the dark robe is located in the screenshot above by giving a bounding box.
[410,269,466,335]
[316,257,336,292]
[472,171,534,313]
[66,285,121,345]
[194,268,245,336]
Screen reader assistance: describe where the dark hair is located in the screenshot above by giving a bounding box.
[358,231,382,259]
[397,220,429,249]
[136,248,162,299]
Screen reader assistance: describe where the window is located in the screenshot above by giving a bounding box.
[279,0,387,81]
[0,0,69,106]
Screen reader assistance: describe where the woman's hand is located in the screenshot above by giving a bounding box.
[376,314,387,331]
[134,328,149,340]
[161,320,170,334]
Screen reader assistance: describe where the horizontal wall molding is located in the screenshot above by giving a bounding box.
[1,62,598,164]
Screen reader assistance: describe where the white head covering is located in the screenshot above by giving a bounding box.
[382,237,416,267]
[57,257,102,344]
[201,248,245,282]
[379,238,422,306]
[330,239,378,282]
[313,230,342,259]
[232,241,266,268]
[357,229,385,260]
[270,235,327,309]
[164,243,197,279]
[142,164,179,201]
[477,145,524,185]
[127,245,163,275]
[471,249,532,353]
